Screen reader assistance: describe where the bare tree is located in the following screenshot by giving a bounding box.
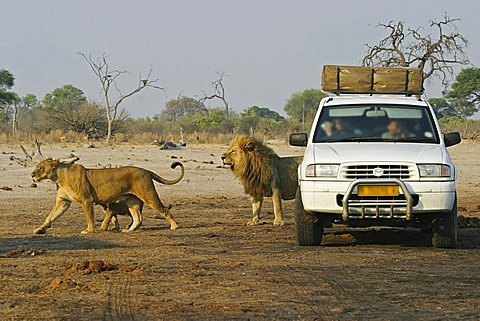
[362,14,469,89]
[13,94,37,135]
[0,92,18,136]
[1,94,20,137]
[11,101,18,136]
[78,53,165,144]
[199,71,230,117]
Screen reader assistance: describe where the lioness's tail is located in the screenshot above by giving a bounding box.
[150,162,185,185]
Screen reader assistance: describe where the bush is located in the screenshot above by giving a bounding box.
[439,117,480,137]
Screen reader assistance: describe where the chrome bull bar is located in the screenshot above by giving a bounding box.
[342,178,413,221]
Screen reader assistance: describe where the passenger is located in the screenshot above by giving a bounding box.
[382,120,411,139]
[320,120,334,136]
[331,118,359,139]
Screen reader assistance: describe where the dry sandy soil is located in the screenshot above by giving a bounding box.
[0,140,479,320]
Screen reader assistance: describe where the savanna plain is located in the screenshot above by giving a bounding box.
[0,140,479,320]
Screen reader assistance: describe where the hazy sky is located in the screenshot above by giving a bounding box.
[1,0,479,118]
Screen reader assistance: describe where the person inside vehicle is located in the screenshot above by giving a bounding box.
[382,120,411,139]
[330,118,360,139]
[320,120,334,137]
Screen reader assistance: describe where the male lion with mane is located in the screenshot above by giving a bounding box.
[222,135,303,226]
[31,158,184,234]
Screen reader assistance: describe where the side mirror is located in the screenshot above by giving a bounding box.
[444,132,461,147]
[289,133,308,147]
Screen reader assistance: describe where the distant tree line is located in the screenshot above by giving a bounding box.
[1,66,478,143]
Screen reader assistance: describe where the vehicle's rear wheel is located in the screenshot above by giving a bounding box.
[431,195,458,248]
[295,188,323,246]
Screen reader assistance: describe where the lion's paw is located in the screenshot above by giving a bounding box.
[170,223,178,230]
[247,218,260,226]
[273,219,285,226]
[80,229,94,234]
[34,227,46,234]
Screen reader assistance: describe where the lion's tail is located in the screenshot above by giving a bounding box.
[150,162,185,185]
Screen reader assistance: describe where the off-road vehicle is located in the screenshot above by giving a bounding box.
[290,65,461,248]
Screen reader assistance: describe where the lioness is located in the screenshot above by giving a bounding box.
[53,156,142,232]
[31,159,184,234]
[222,135,302,226]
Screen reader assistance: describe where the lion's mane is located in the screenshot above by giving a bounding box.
[228,135,279,199]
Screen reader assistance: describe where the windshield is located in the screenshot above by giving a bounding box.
[312,104,439,143]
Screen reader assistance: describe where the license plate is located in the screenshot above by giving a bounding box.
[357,185,399,196]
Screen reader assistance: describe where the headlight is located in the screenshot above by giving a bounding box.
[306,164,339,177]
[417,164,451,177]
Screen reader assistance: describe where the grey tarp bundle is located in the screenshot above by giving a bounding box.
[322,65,424,95]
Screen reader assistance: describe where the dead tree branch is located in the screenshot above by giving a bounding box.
[10,139,43,167]
[199,71,230,117]
[362,14,469,89]
[77,53,166,144]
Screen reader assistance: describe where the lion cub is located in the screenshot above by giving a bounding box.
[99,196,143,231]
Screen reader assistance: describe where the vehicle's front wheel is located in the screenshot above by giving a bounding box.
[294,188,324,246]
[431,195,458,248]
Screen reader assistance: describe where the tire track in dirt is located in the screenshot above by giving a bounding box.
[274,264,336,320]
[217,218,337,319]
[319,264,417,320]
[104,275,135,321]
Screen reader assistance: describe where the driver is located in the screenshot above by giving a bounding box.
[382,120,411,139]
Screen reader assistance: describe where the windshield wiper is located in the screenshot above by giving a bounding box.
[321,136,437,143]
[348,137,385,142]
[322,137,383,142]
[393,137,437,143]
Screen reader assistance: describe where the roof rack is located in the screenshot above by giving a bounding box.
[322,65,424,96]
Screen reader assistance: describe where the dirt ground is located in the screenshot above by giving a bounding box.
[0,141,479,320]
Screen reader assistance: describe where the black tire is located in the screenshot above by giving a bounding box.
[294,188,324,246]
[431,195,458,248]
[420,228,432,234]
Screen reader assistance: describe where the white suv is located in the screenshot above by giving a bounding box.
[290,95,461,248]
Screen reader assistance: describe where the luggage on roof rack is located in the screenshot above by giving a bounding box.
[322,65,424,95]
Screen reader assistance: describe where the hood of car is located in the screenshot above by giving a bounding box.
[309,142,444,164]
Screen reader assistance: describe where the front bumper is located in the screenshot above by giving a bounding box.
[300,179,456,220]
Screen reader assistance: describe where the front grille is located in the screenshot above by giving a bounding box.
[341,164,411,180]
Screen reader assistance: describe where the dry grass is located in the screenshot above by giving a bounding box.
[1,129,287,146]
[112,132,238,145]
[0,130,88,145]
